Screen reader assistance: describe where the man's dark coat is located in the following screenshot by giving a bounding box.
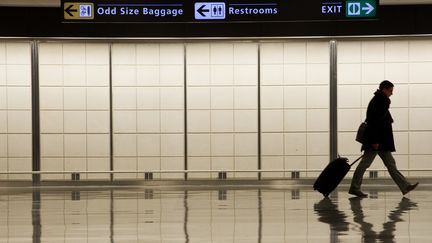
[362,90,396,152]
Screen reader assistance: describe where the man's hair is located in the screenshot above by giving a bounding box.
[379,80,394,90]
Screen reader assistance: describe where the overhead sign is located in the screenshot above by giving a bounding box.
[194,2,226,20]
[62,0,378,23]
[346,0,376,17]
[64,2,94,20]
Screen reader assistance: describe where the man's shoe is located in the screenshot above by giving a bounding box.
[349,189,368,197]
[403,182,419,195]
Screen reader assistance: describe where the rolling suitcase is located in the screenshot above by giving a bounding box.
[313,155,363,197]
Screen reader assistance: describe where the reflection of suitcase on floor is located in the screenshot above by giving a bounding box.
[313,155,363,197]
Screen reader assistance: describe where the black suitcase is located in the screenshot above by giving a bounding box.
[313,155,363,197]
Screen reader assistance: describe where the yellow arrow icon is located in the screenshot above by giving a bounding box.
[64,2,94,20]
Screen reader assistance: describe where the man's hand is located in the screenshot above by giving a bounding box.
[372,144,379,150]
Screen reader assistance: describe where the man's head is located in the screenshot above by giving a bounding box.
[379,80,394,97]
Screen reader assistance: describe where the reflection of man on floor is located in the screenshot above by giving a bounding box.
[349,197,418,243]
[349,197,377,242]
[314,198,350,236]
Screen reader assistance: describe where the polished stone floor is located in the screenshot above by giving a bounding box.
[0,184,431,242]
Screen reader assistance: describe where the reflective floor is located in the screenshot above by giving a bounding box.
[0,184,431,242]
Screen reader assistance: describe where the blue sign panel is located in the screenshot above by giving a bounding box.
[194,2,226,20]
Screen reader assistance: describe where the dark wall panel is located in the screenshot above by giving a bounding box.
[1,5,432,37]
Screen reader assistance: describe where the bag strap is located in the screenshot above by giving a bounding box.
[349,154,364,167]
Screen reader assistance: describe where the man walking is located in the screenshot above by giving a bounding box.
[349,80,418,197]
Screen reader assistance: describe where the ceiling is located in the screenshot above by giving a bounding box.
[0,0,431,7]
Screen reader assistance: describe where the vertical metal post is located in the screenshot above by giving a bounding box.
[109,43,114,181]
[257,189,262,242]
[184,43,188,180]
[31,41,40,185]
[329,40,338,161]
[110,189,114,243]
[257,43,262,180]
[32,189,41,243]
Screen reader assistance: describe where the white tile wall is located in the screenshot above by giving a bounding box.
[261,110,284,132]
[7,87,31,109]
[137,66,160,86]
[284,133,306,155]
[235,134,257,156]
[188,134,211,157]
[8,134,32,157]
[409,63,432,83]
[362,63,385,84]
[338,39,432,177]
[284,110,306,131]
[261,41,329,178]
[113,134,136,156]
[212,65,235,85]
[362,41,385,62]
[385,41,409,62]
[3,39,431,181]
[64,65,87,87]
[187,65,210,86]
[235,110,257,132]
[211,110,234,132]
[137,111,160,132]
[112,43,184,180]
[87,134,110,157]
[39,42,110,181]
[40,134,64,157]
[64,134,87,157]
[0,111,7,133]
[160,65,183,85]
[187,43,258,179]
[7,111,31,133]
[211,134,234,156]
[284,42,307,63]
[391,108,409,130]
[262,133,284,156]
[7,65,31,86]
[261,65,283,85]
[0,42,32,180]
[385,63,409,83]
[338,64,361,84]
[187,110,210,132]
[64,111,87,133]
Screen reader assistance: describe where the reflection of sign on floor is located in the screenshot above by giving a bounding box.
[194,2,226,20]
[64,2,94,20]
[346,0,376,17]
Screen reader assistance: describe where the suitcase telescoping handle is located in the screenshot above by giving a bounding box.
[349,154,364,167]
